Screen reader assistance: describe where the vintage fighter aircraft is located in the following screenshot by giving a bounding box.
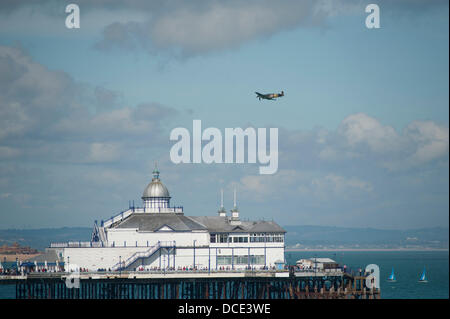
[255,91,284,101]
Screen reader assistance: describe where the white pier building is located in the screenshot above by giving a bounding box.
[50,167,286,272]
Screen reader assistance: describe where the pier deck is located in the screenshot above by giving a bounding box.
[1,269,380,299]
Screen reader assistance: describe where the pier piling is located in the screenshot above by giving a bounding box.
[9,272,380,299]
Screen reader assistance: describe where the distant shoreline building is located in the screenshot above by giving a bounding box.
[0,243,38,255]
[49,166,286,271]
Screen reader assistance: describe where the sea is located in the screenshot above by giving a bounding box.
[285,250,449,299]
[0,250,448,299]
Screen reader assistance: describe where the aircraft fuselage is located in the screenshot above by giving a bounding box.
[255,91,284,100]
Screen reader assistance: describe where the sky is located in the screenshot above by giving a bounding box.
[0,0,448,230]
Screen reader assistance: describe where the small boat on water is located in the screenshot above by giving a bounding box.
[418,268,428,283]
[387,268,396,282]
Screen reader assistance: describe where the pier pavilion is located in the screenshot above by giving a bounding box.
[48,166,286,272]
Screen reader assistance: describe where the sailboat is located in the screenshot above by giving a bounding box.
[418,268,428,283]
[387,268,396,282]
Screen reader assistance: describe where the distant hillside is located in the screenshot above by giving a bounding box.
[0,225,448,251]
[0,227,92,251]
[283,225,449,249]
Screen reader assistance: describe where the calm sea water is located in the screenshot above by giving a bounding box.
[286,250,449,299]
[1,251,448,299]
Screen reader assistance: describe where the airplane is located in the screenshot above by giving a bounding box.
[255,91,284,101]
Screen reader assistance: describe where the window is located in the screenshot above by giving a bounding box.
[218,234,228,243]
[217,255,265,265]
[248,233,284,243]
[214,234,254,244]
[250,233,265,242]
[232,236,249,243]
[217,256,232,265]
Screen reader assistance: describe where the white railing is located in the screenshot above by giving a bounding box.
[141,207,184,213]
[112,243,160,271]
[50,241,105,248]
[102,209,134,228]
[98,227,107,242]
[111,241,176,271]
[49,240,177,249]
[50,242,68,248]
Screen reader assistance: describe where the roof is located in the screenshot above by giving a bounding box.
[190,216,286,233]
[142,169,170,198]
[142,179,170,198]
[113,213,207,232]
[111,214,286,233]
[311,258,336,263]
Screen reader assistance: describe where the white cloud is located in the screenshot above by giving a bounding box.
[284,113,449,171]
[234,169,301,200]
[338,113,402,153]
[1,0,447,58]
[0,46,76,139]
[232,170,373,203]
[93,0,336,57]
[404,120,449,166]
[0,45,177,165]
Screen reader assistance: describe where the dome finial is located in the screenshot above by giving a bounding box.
[152,162,160,180]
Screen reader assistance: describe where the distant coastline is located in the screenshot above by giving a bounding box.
[286,248,449,252]
[0,253,42,262]
[1,226,448,252]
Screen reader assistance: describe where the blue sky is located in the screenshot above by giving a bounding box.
[0,0,448,229]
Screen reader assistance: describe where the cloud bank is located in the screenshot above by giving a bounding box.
[0,46,177,165]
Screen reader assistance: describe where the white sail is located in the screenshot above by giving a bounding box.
[419,268,427,282]
[388,268,396,281]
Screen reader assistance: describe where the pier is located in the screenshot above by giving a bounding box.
[1,270,380,299]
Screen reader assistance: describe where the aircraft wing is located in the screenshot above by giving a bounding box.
[255,92,271,99]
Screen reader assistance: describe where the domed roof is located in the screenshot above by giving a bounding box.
[142,180,170,198]
[142,166,170,198]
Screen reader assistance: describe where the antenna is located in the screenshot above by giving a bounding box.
[218,189,227,217]
[230,186,240,222]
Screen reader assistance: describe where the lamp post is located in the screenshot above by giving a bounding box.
[314,255,317,276]
[119,256,122,275]
[193,240,197,270]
